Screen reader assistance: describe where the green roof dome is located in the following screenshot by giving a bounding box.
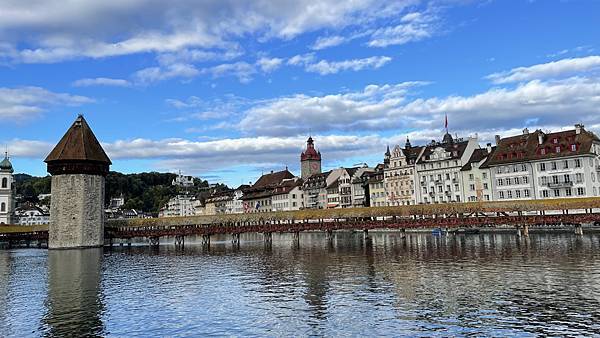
[0,154,13,173]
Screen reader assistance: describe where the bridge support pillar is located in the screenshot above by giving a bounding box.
[575,224,584,236]
[516,225,522,237]
[326,230,334,241]
[363,229,369,240]
[231,233,240,246]
[201,234,211,246]
[523,225,529,237]
[292,231,300,242]
[175,235,184,247]
[149,236,159,246]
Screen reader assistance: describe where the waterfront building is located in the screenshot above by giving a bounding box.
[326,179,340,208]
[15,205,49,225]
[232,185,250,214]
[242,169,295,213]
[159,195,200,217]
[484,125,600,200]
[0,152,15,224]
[415,132,479,204]
[107,196,125,210]
[384,139,424,206]
[300,137,322,180]
[351,168,377,207]
[272,178,304,211]
[338,167,360,208]
[367,168,386,207]
[303,171,330,209]
[460,147,494,202]
[204,190,234,214]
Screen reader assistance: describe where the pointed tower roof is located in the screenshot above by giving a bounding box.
[45,115,111,176]
[0,152,13,173]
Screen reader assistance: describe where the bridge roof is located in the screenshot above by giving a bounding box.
[45,115,112,164]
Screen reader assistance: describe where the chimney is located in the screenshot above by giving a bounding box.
[537,132,544,145]
[523,128,529,135]
[486,143,492,154]
[575,123,583,135]
[494,135,501,145]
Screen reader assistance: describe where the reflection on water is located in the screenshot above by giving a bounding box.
[1,232,600,336]
[43,249,104,337]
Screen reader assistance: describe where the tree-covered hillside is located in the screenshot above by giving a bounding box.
[14,171,228,214]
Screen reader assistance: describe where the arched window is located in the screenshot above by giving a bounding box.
[1,178,7,188]
[1,202,5,212]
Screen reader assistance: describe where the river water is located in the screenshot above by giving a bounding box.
[1,232,600,337]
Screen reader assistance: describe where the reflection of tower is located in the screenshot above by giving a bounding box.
[0,152,15,224]
[45,248,104,336]
[301,137,322,180]
[45,115,112,249]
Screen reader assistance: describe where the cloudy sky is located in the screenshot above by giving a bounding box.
[1,0,600,186]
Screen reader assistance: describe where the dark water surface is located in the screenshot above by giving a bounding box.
[1,232,600,337]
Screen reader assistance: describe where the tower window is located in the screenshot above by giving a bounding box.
[1,178,6,188]
[1,202,5,212]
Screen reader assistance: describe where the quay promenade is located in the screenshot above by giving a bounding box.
[2,197,600,248]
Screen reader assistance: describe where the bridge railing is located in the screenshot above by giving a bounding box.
[106,197,600,229]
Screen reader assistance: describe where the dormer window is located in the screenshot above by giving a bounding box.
[552,138,559,144]
[540,148,546,155]
[570,144,577,151]
[555,146,560,153]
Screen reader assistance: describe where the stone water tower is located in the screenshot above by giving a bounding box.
[45,115,111,249]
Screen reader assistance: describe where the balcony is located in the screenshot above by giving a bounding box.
[546,181,574,188]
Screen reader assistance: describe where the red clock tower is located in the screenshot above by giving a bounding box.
[300,136,322,179]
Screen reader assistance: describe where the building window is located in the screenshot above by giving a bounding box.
[524,189,530,198]
[565,188,572,197]
[552,175,559,184]
[523,176,529,184]
[469,174,474,180]
[521,164,527,171]
[555,146,561,153]
[1,178,6,188]
[512,165,518,173]
[539,163,546,171]
[516,190,521,198]
[552,138,558,144]
[482,172,488,179]
[563,160,569,169]
[506,178,512,185]
[576,173,583,183]
[507,191,513,199]
[456,195,460,202]
[484,195,490,201]
[577,187,585,196]
[542,190,549,198]
[497,179,504,186]
[575,159,581,168]
[564,174,571,183]
[551,162,557,170]
[483,183,489,190]
[499,191,505,199]
[553,189,560,197]
[571,144,577,151]
[515,177,520,185]
[0,202,4,212]
[469,184,475,191]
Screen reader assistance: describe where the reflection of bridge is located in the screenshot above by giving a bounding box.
[2,198,600,248]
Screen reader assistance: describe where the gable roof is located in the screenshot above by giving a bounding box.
[45,115,111,164]
[417,140,469,164]
[253,169,294,188]
[483,127,599,167]
[461,148,493,171]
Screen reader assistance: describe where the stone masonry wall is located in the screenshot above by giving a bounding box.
[49,174,105,249]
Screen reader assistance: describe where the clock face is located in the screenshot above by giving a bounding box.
[311,162,319,170]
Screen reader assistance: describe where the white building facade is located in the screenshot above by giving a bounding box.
[0,153,15,224]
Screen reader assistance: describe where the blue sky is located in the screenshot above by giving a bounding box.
[1,0,600,187]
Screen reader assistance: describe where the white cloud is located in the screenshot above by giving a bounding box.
[72,77,131,87]
[235,75,600,136]
[368,11,436,47]
[304,56,392,75]
[486,55,600,84]
[311,35,348,50]
[133,63,200,84]
[0,0,423,63]
[0,86,93,120]
[257,57,284,73]
[203,62,257,83]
